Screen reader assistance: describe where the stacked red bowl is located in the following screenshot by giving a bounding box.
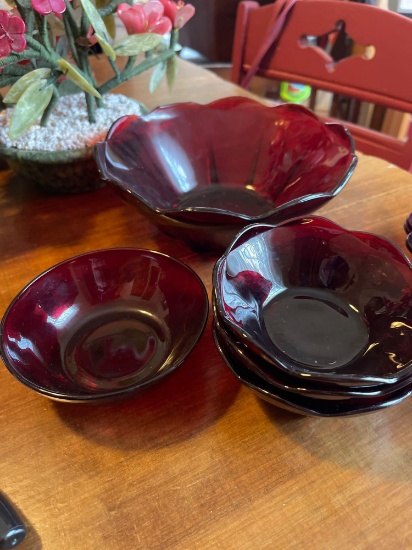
[212,217,412,416]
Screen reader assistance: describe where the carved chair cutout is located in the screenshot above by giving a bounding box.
[299,21,376,71]
[232,0,412,171]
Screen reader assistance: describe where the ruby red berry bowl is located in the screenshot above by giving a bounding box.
[212,217,412,416]
[0,248,208,402]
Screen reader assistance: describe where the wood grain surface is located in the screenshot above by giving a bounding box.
[1,58,412,550]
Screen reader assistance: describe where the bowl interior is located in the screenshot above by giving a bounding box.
[95,97,356,225]
[214,217,412,383]
[0,249,208,400]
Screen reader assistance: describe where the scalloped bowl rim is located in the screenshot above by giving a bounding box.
[95,98,358,223]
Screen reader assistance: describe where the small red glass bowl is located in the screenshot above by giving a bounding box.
[213,217,412,387]
[213,305,412,399]
[212,319,412,417]
[94,97,357,251]
[0,249,208,403]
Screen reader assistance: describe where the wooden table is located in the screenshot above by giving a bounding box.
[2,58,412,550]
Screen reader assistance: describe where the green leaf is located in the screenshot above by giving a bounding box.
[57,59,101,98]
[103,13,116,40]
[94,32,116,60]
[9,81,54,140]
[114,34,164,56]
[149,62,166,93]
[80,0,116,60]
[166,55,178,90]
[4,68,52,104]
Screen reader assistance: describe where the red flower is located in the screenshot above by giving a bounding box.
[158,0,195,29]
[0,11,26,58]
[117,1,172,35]
[31,0,66,16]
[87,26,98,46]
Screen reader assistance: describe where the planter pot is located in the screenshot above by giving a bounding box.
[0,93,147,194]
[0,144,102,194]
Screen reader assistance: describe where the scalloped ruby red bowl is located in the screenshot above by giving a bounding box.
[213,217,412,395]
[212,217,412,415]
[94,97,357,251]
[0,248,208,402]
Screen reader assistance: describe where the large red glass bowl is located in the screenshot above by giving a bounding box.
[94,97,357,251]
[213,217,412,386]
[0,249,208,402]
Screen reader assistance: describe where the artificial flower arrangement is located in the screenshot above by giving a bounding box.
[0,0,195,140]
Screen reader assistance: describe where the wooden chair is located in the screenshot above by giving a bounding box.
[231,0,412,171]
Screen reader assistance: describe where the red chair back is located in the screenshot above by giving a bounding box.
[232,0,412,171]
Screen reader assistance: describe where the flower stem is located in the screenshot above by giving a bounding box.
[23,6,35,36]
[98,0,132,18]
[34,12,50,50]
[63,0,80,37]
[170,29,179,50]
[85,92,96,123]
[109,57,121,80]
[0,76,20,88]
[62,0,81,67]
[1,65,30,76]
[0,50,43,68]
[123,55,136,74]
[78,11,101,121]
[98,49,176,95]
[25,35,58,63]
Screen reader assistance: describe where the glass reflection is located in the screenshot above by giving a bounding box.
[153,134,197,193]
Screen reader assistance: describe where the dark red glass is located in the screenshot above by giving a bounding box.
[404,212,412,253]
[95,97,357,251]
[0,249,208,402]
[213,319,412,417]
[213,217,412,386]
[213,303,412,398]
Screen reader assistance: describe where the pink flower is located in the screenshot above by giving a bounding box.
[87,26,98,46]
[0,11,26,57]
[31,0,66,16]
[117,1,172,35]
[158,0,195,29]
